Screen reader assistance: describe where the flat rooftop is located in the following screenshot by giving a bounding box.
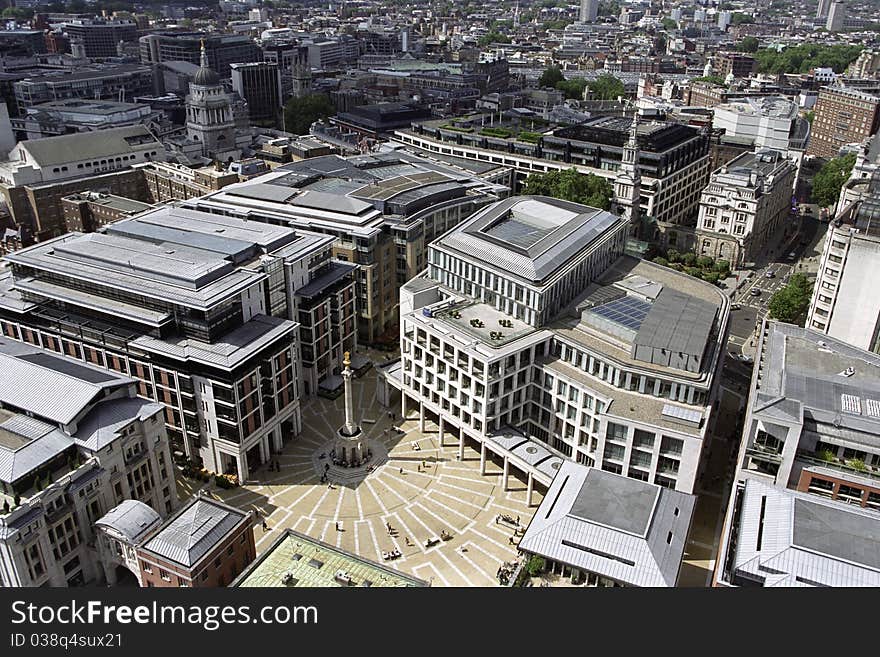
[234,529,427,587]
[569,468,660,537]
[431,299,535,348]
[4,207,321,311]
[554,256,726,382]
[437,196,623,284]
[199,151,495,232]
[756,322,880,439]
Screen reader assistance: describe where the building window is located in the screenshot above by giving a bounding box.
[160,569,171,582]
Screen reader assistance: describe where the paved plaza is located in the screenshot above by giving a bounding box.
[207,368,541,587]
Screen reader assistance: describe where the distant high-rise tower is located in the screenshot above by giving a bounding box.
[580,0,599,23]
[826,1,846,30]
[816,0,832,17]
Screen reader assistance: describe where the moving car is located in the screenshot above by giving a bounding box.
[750,288,762,297]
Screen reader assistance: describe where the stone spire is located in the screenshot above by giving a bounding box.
[614,102,642,236]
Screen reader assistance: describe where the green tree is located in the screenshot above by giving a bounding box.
[692,75,726,86]
[731,12,754,25]
[588,73,625,100]
[652,256,669,267]
[521,168,613,210]
[539,66,564,89]
[1,7,33,19]
[283,94,334,135]
[525,555,546,576]
[555,77,588,99]
[681,252,697,266]
[737,37,759,53]
[478,31,511,46]
[804,110,815,124]
[754,44,863,74]
[543,19,571,30]
[811,152,857,208]
[660,17,677,30]
[768,273,813,324]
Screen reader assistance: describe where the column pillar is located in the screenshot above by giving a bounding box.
[438,416,444,447]
[273,427,283,453]
[526,472,534,507]
[259,436,270,463]
[418,402,425,433]
[458,429,464,461]
[503,456,510,491]
[236,454,248,483]
[401,393,407,419]
[480,442,487,475]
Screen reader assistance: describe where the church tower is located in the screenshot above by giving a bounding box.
[291,53,312,99]
[614,110,642,237]
[186,40,238,160]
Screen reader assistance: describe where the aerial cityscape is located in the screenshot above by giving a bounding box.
[0,0,879,590]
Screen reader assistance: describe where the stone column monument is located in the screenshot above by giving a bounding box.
[334,352,369,466]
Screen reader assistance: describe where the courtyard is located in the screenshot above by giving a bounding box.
[205,367,542,587]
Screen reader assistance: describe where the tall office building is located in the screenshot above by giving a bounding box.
[807,192,880,352]
[139,33,263,78]
[63,19,138,59]
[715,321,880,586]
[816,0,832,17]
[230,62,282,125]
[826,1,846,30]
[183,150,509,344]
[807,86,880,159]
[384,196,730,495]
[0,205,353,482]
[579,0,599,23]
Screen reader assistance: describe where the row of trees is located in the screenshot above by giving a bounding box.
[768,273,813,324]
[753,44,863,74]
[538,67,625,101]
[520,168,613,210]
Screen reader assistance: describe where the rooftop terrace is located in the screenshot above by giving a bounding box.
[234,529,427,587]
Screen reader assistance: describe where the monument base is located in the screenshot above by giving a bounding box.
[333,428,371,467]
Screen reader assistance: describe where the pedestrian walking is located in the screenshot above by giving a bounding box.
[262,520,268,531]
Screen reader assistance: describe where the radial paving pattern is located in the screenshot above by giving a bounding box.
[208,371,542,587]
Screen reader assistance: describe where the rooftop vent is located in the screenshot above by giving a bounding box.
[839,367,855,377]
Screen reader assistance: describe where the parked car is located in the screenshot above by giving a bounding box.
[750,288,762,297]
[764,270,775,278]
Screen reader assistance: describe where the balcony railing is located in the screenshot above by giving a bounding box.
[796,449,880,483]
